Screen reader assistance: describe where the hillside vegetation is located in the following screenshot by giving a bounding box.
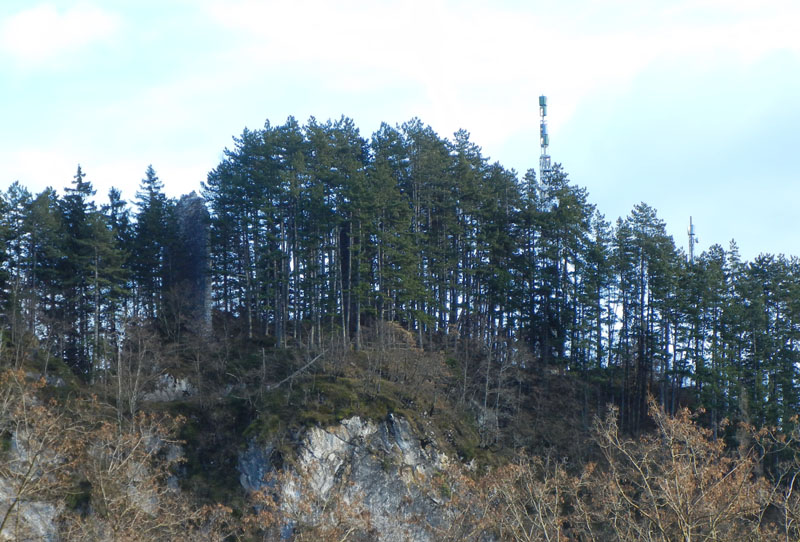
[2,116,800,540]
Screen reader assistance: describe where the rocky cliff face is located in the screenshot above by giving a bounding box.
[239,414,452,541]
[0,432,61,542]
[0,481,60,542]
[1,411,454,541]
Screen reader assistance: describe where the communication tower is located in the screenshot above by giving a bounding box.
[539,95,551,181]
[688,216,698,264]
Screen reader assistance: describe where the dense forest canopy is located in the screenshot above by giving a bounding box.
[1,115,799,439]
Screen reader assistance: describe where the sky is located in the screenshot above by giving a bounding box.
[1,0,798,261]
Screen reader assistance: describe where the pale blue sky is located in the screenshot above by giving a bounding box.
[1,0,798,260]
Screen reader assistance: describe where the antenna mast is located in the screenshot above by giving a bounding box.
[688,216,698,264]
[539,95,551,182]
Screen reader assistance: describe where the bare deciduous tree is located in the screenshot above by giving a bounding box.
[0,370,82,541]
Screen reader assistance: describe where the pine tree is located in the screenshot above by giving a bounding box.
[86,210,127,378]
[25,189,64,349]
[369,123,423,329]
[133,165,169,320]
[0,182,33,342]
[612,203,677,432]
[99,188,132,360]
[59,165,97,376]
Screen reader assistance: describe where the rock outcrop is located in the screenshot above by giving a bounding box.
[239,414,451,541]
[142,374,196,402]
[0,433,61,542]
[0,478,60,542]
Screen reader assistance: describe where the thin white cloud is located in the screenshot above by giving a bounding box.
[202,1,800,93]
[0,3,120,67]
[4,0,799,240]
[197,0,800,160]
[1,148,82,193]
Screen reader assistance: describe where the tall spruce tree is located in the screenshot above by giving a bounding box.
[0,182,33,342]
[133,165,168,320]
[59,166,96,375]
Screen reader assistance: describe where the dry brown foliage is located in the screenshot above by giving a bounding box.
[486,455,582,542]
[416,399,793,542]
[7,359,800,542]
[0,368,236,542]
[59,408,237,542]
[586,399,770,542]
[0,370,83,541]
[246,466,376,542]
[420,463,493,542]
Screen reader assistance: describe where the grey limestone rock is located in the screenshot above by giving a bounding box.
[239,414,451,541]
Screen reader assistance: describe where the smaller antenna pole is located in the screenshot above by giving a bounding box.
[688,216,698,264]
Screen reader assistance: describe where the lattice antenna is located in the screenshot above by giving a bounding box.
[688,216,698,264]
[539,95,551,182]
